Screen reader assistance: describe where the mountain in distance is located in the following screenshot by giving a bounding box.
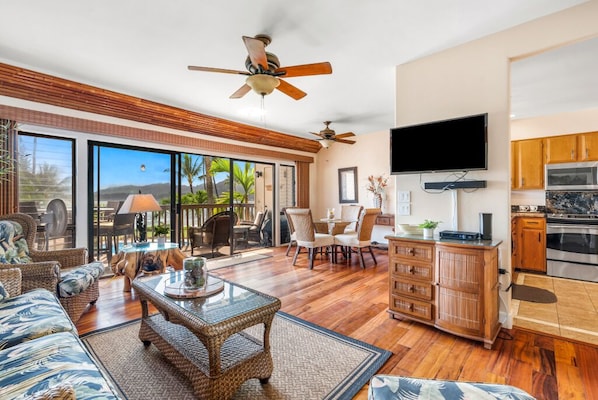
[96,181,230,202]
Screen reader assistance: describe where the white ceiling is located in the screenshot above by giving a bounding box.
[0,0,588,143]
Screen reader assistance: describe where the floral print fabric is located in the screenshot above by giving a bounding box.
[0,221,32,264]
[0,332,121,400]
[368,375,536,400]
[0,281,8,301]
[0,289,75,350]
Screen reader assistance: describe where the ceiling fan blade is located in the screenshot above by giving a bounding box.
[335,138,356,145]
[335,132,356,138]
[276,79,307,100]
[188,66,250,75]
[275,62,332,78]
[309,132,324,138]
[229,84,252,99]
[243,36,268,70]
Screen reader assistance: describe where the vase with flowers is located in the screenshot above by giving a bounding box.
[366,175,388,209]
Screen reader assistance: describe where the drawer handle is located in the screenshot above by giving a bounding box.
[409,303,414,312]
[407,248,415,256]
[409,266,415,274]
[409,285,415,293]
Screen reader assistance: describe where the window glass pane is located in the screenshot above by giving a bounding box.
[18,133,75,250]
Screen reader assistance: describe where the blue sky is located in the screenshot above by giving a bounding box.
[99,147,171,188]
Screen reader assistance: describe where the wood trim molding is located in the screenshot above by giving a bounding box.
[0,105,314,164]
[0,62,322,154]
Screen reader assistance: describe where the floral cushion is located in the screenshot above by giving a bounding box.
[0,289,75,350]
[368,375,536,400]
[0,332,121,400]
[58,262,104,298]
[0,221,32,264]
[0,281,8,301]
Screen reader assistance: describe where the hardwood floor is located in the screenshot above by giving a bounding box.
[76,246,598,400]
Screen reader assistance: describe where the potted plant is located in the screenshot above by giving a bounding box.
[419,219,440,238]
[153,224,169,245]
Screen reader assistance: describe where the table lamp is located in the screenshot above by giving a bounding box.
[118,193,162,246]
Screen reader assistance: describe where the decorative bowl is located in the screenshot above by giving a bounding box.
[397,224,424,235]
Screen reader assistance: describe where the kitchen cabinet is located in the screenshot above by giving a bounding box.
[545,135,578,163]
[514,217,546,272]
[578,131,598,161]
[545,131,598,163]
[387,237,501,349]
[512,138,544,190]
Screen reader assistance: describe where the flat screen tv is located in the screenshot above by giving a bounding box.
[390,113,488,175]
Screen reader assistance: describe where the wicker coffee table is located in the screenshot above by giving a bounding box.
[132,272,281,400]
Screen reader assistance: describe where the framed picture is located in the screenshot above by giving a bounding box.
[338,167,358,203]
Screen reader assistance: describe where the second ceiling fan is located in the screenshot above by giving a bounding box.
[310,121,356,148]
[188,34,332,100]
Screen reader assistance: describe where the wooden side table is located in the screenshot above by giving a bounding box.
[110,242,186,292]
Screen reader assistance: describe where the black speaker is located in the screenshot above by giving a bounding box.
[479,213,492,240]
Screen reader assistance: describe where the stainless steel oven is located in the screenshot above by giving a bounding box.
[546,214,598,282]
[546,162,598,190]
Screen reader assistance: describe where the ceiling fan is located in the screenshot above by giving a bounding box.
[188,34,332,100]
[310,121,356,148]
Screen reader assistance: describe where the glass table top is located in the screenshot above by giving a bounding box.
[119,242,179,253]
[136,271,279,325]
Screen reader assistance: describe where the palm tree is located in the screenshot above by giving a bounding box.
[181,154,202,194]
[209,159,255,219]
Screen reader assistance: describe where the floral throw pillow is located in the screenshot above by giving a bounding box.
[0,221,32,264]
[0,281,8,301]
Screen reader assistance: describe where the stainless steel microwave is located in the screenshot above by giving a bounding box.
[546,161,598,190]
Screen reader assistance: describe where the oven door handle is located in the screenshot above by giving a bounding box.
[547,224,598,233]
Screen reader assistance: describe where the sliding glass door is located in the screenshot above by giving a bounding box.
[89,143,174,263]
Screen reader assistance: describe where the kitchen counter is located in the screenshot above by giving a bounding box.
[385,233,502,249]
[511,212,545,218]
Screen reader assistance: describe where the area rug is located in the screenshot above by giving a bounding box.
[512,283,557,303]
[207,250,272,271]
[81,311,391,400]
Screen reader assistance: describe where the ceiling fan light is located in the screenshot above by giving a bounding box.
[246,74,280,96]
[319,139,334,149]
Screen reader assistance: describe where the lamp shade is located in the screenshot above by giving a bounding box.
[319,139,334,149]
[246,74,280,96]
[118,194,162,214]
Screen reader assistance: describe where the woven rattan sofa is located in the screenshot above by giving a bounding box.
[0,213,104,322]
[0,267,122,399]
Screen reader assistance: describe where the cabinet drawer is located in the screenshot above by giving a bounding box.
[390,259,433,281]
[391,277,434,301]
[520,218,545,229]
[390,294,433,321]
[389,241,434,263]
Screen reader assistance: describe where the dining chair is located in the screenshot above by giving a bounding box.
[340,205,363,233]
[282,208,297,256]
[285,208,334,269]
[334,207,381,268]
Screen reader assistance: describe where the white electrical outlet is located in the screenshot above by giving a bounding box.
[398,204,411,215]
[398,191,411,202]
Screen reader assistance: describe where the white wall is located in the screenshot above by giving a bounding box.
[393,0,598,327]
[313,129,395,219]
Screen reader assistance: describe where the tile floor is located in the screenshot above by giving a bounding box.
[513,272,598,345]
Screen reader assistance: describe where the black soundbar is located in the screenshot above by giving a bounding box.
[440,230,481,241]
[424,180,487,190]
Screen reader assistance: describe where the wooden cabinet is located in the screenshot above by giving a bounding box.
[512,217,546,272]
[388,237,501,349]
[388,239,435,322]
[578,131,598,161]
[435,243,500,350]
[545,135,578,163]
[545,131,598,163]
[511,138,544,190]
[375,214,395,226]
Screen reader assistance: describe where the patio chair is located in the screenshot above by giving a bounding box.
[188,210,237,257]
[285,208,334,270]
[0,213,105,322]
[334,208,381,268]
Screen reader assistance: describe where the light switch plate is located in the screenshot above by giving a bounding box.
[398,190,410,202]
[398,204,411,215]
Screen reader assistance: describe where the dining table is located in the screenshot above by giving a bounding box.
[318,218,354,235]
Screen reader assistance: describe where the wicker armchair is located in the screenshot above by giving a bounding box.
[0,213,99,322]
